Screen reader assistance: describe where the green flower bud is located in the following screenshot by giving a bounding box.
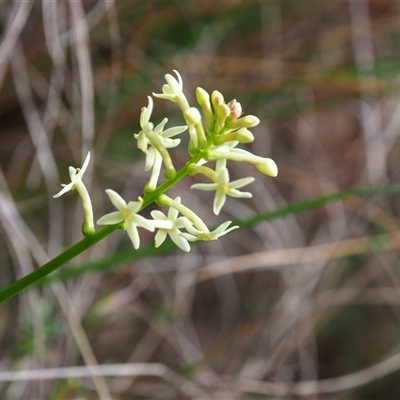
[214,128,255,145]
[196,87,214,130]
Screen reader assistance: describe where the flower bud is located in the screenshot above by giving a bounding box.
[183,107,202,125]
[184,107,207,149]
[196,87,214,129]
[227,115,260,129]
[215,103,230,133]
[211,90,224,109]
[213,128,254,145]
[227,99,242,119]
[256,158,278,177]
[236,128,254,143]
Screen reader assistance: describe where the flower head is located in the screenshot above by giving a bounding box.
[151,197,192,252]
[191,159,255,215]
[97,189,155,249]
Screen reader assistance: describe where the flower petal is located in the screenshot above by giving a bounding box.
[145,148,156,171]
[162,125,187,139]
[127,198,143,214]
[228,189,252,198]
[170,231,191,252]
[190,183,219,191]
[79,151,91,176]
[68,166,77,181]
[140,96,153,128]
[213,191,226,215]
[97,211,123,225]
[133,214,155,232]
[154,229,168,248]
[150,210,167,220]
[228,177,255,189]
[152,220,174,230]
[126,221,140,249]
[105,189,126,211]
[179,232,199,242]
[53,182,74,198]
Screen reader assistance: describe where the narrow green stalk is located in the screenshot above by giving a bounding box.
[0,224,120,304]
[0,152,205,305]
[19,183,400,285]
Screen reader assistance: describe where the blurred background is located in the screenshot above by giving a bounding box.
[1,0,400,398]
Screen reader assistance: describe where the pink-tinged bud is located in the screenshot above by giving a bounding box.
[256,158,278,177]
[227,99,243,119]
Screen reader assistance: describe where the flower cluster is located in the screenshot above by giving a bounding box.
[54,70,277,252]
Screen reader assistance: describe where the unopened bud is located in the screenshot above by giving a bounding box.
[183,107,202,126]
[213,128,254,145]
[236,128,254,143]
[227,99,242,119]
[196,87,214,129]
[227,115,260,129]
[256,158,278,177]
[211,90,224,109]
[215,103,230,133]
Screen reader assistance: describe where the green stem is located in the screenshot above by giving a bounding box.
[2,183,400,301]
[0,152,206,305]
[0,224,120,304]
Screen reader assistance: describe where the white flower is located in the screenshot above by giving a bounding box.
[97,189,155,249]
[53,152,91,198]
[153,70,183,101]
[134,97,187,182]
[150,197,191,252]
[143,118,187,170]
[53,152,95,235]
[180,219,239,242]
[135,96,155,153]
[153,70,189,110]
[190,159,255,215]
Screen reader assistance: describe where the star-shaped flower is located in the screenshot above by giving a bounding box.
[135,96,155,154]
[153,70,183,102]
[97,189,155,249]
[53,152,91,198]
[153,70,189,110]
[134,96,187,182]
[190,159,255,215]
[142,117,186,171]
[180,219,239,242]
[150,197,191,252]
